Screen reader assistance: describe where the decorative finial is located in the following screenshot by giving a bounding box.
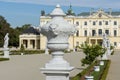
[50,4,65,16]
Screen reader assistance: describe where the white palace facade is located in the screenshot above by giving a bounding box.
[19,8,120,50]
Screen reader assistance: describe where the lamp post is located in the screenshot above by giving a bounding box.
[40,4,76,80]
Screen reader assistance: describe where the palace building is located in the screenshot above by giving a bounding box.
[19,7,120,50]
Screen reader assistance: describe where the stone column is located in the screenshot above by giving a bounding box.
[27,39,30,49]
[40,4,76,80]
[35,39,37,49]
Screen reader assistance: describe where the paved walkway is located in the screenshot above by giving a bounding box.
[106,50,120,80]
[0,52,85,80]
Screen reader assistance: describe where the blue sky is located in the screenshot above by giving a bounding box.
[0,0,120,28]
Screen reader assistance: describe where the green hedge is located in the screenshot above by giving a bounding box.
[10,50,45,55]
[0,58,9,61]
[100,60,111,80]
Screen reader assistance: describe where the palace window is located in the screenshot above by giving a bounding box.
[84,30,87,36]
[105,21,108,25]
[76,21,79,26]
[92,30,96,36]
[114,21,117,25]
[114,42,117,46]
[98,29,102,36]
[93,21,96,25]
[84,21,87,25]
[99,21,102,25]
[105,30,109,35]
[76,30,79,37]
[114,30,117,37]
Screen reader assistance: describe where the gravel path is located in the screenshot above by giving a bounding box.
[0,52,85,80]
[106,50,120,80]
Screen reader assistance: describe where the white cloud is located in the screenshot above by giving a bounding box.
[0,0,120,8]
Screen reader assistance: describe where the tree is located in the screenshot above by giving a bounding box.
[81,44,105,66]
[0,15,31,47]
[0,15,11,47]
[41,10,45,16]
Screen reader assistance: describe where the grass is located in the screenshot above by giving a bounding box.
[91,61,107,80]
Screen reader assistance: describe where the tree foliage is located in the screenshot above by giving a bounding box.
[41,10,45,16]
[81,43,105,66]
[0,15,30,47]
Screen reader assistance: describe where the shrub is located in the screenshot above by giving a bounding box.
[0,58,9,61]
[10,50,45,55]
[81,44,105,66]
[100,60,111,80]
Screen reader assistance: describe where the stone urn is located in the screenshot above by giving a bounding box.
[94,66,100,72]
[100,60,104,66]
[40,4,76,80]
[85,76,94,80]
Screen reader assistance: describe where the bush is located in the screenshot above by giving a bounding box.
[0,58,9,61]
[81,44,105,66]
[10,50,45,55]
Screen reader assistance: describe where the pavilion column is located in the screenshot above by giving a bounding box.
[35,39,37,49]
[27,39,30,49]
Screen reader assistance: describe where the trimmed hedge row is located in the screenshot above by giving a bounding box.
[0,58,9,61]
[100,60,111,80]
[10,50,45,55]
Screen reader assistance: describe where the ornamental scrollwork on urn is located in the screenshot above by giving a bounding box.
[41,4,76,51]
